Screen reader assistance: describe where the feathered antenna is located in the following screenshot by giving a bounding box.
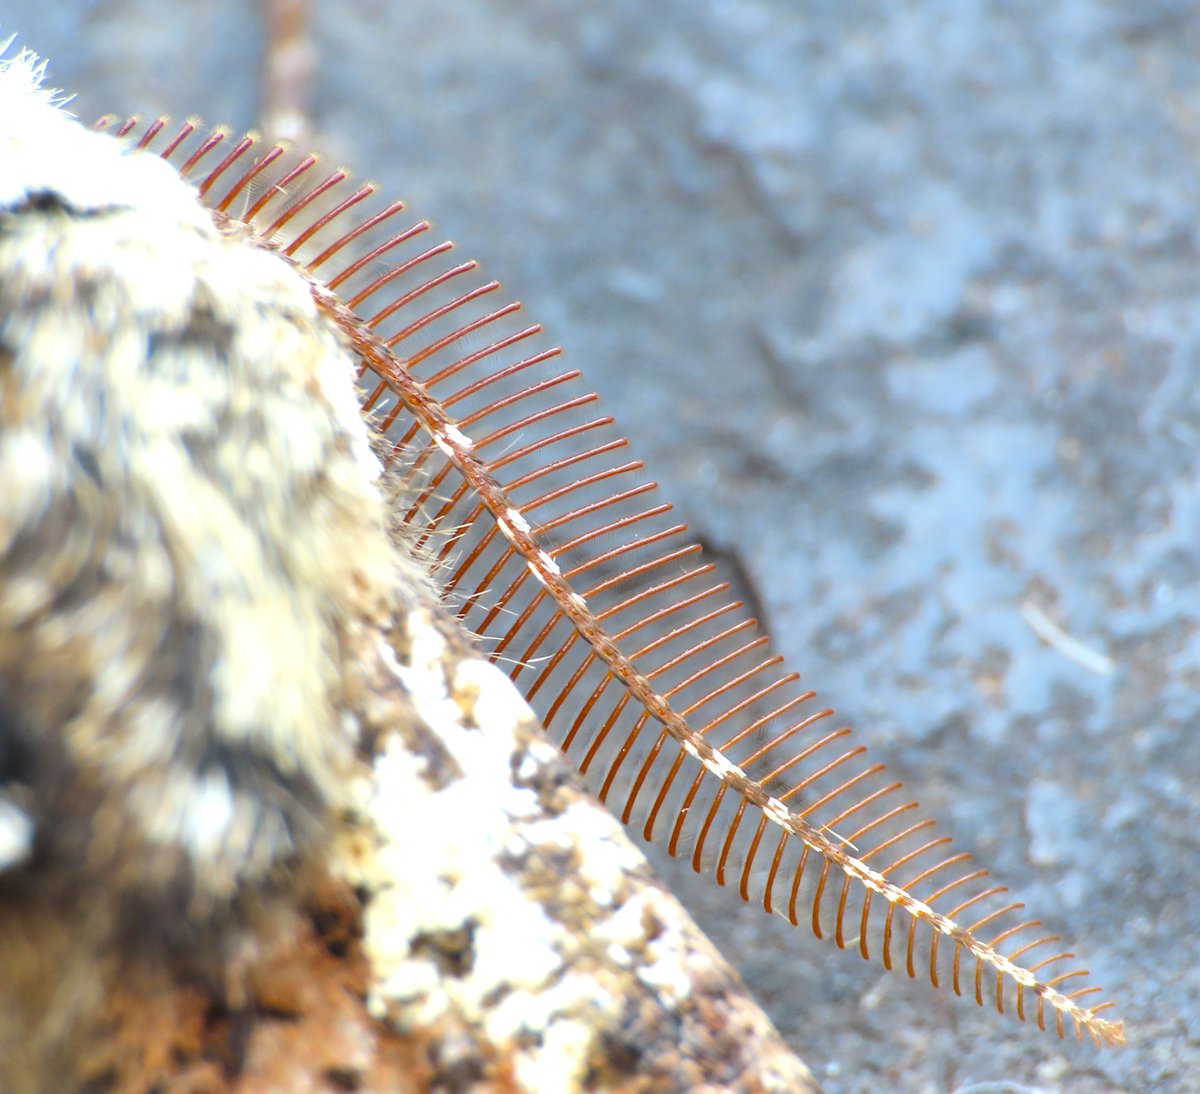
[94,113,1123,1047]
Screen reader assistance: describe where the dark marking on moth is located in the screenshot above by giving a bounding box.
[193,739,327,841]
[70,444,102,487]
[4,189,127,219]
[510,746,577,817]
[146,301,236,365]
[590,1028,644,1080]
[0,695,34,791]
[322,1068,363,1091]
[409,919,478,978]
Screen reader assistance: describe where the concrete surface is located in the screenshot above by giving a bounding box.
[7,2,1198,1090]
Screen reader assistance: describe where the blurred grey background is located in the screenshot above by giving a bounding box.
[7,2,1199,1090]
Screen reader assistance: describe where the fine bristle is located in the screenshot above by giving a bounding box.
[109,115,1124,1049]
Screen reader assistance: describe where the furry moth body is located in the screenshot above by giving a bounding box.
[0,47,409,1081]
[0,55,399,903]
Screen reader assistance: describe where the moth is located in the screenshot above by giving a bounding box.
[0,42,822,1093]
[0,33,1123,1090]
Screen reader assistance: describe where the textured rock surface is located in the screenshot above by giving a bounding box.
[11,1,1199,1089]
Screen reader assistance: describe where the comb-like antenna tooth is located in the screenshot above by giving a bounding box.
[442,345,567,411]
[786,844,813,926]
[728,720,844,781]
[833,862,853,947]
[506,437,633,500]
[763,828,791,914]
[443,525,509,597]
[216,143,287,212]
[688,777,728,872]
[902,851,972,893]
[304,199,408,271]
[266,167,349,235]
[347,240,453,311]
[493,416,619,478]
[244,151,317,220]
[647,660,792,846]
[633,656,779,836]
[280,180,373,253]
[840,800,921,851]
[560,663,620,752]
[479,574,543,646]
[860,818,938,868]
[561,525,691,585]
[711,678,807,751]
[534,481,660,541]
[522,460,650,520]
[612,630,763,817]
[992,922,1045,965]
[1030,952,1076,978]
[130,119,1123,1048]
[880,839,955,916]
[507,606,578,682]
[432,352,573,430]
[523,629,585,698]
[196,134,259,197]
[532,559,709,706]
[793,751,883,825]
[323,214,426,287]
[810,857,833,938]
[178,128,228,174]
[717,798,750,888]
[159,119,197,158]
[922,866,990,910]
[594,558,715,625]
[584,694,637,782]
[134,116,165,148]
[382,271,493,343]
[612,581,730,659]
[859,886,874,960]
[881,897,896,970]
[902,902,921,978]
[430,424,625,553]
[668,681,808,851]
[597,705,657,802]
[457,532,522,612]
[737,817,770,905]
[469,393,604,461]
[422,319,546,380]
[771,743,868,805]
[900,855,974,987]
